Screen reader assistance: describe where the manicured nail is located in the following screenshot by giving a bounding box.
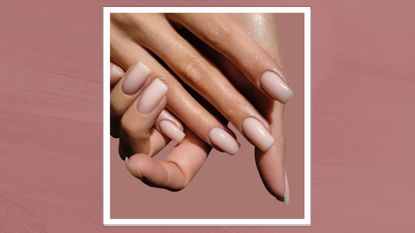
[136,78,168,114]
[159,120,185,142]
[110,64,124,80]
[260,71,293,103]
[242,117,274,151]
[284,172,290,206]
[121,62,151,95]
[208,128,239,155]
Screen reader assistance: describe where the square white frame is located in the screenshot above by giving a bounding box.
[103,6,311,226]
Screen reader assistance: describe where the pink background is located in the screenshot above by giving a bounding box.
[1,0,415,232]
[110,13,305,219]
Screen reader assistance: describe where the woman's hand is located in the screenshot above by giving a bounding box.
[111,62,210,191]
[110,13,293,154]
[110,13,293,203]
[202,13,291,204]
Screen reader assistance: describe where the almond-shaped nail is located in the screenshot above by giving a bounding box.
[284,172,290,206]
[121,62,151,95]
[242,117,274,151]
[208,128,239,155]
[260,71,293,103]
[159,120,185,142]
[136,78,168,114]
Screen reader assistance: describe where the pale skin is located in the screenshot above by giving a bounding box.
[110,13,291,204]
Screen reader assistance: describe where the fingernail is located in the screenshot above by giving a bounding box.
[242,117,274,151]
[136,78,168,114]
[160,110,183,130]
[208,128,239,155]
[121,62,151,95]
[159,120,185,142]
[260,71,293,103]
[284,172,290,206]
[110,64,124,79]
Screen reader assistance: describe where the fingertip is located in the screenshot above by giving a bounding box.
[159,110,184,131]
[136,78,168,114]
[125,154,170,188]
[260,71,293,103]
[125,154,146,179]
[110,63,125,79]
[208,128,240,155]
[159,120,185,142]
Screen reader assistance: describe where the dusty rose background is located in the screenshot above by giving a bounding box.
[1,0,414,232]
[110,13,305,219]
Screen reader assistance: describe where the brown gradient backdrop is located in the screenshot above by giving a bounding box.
[1,0,414,232]
[110,13,304,219]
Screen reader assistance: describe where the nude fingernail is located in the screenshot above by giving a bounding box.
[209,128,239,155]
[284,172,290,206]
[136,78,168,114]
[110,64,124,81]
[160,110,183,130]
[242,117,274,151]
[159,120,185,142]
[260,71,293,103]
[121,62,151,95]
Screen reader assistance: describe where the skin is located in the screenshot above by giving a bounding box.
[211,14,289,203]
[110,13,292,154]
[110,13,290,203]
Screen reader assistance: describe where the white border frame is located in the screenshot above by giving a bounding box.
[103,7,311,226]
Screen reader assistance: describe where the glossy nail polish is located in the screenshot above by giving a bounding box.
[209,128,239,155]
[159,120,185,142]
[242,117,274,151]
[121,62,151,95]
[260,71,293,103]
[136,78,168,114]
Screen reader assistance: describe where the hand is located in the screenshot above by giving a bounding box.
[110,13,293,155]
[111,63,211,191]
[110,13,293,203]
[201,14,291,204]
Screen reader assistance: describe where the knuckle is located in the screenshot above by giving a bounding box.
[207,18,236,47]
[112,13,165,44]
[181,55,209,87]
[120,113,149,139]
[165,161,190,192]
[222,95,246,117]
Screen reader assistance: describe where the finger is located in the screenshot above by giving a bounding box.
[167,13,293,103]
[110,21,240,155]
[255,111,288,204]
[119,78,169,159]
[128,14,275,152]
[228,13,288,203]
[110,62,124,90]
[211,46,288,202]
[213,48,288,203]
[110,61,152,138]
[125,128,210,191]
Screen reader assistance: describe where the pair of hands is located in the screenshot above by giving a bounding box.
[110,13,292,204]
